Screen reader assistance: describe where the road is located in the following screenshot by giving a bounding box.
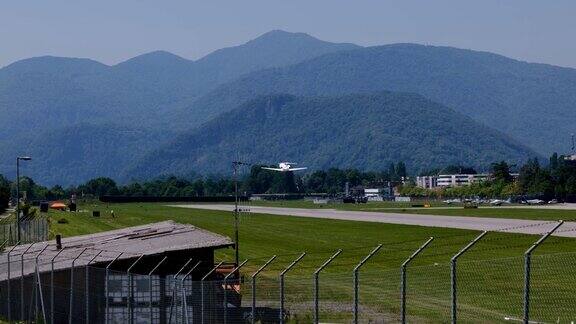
[169,204,576,238]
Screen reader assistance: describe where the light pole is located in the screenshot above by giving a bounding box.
[232,160,249,266]
[16,156,31,243]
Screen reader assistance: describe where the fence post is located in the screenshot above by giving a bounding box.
[279,253,306,324]
[104,252,123,324]
[50,248,66,324]
[224,260,248,324]
[34,245,48,322]
[85,250,103,324]
[168,257,195,323]
[401,237,434,324]
[127,254,144,324]
[353,245,382,324]
[451,231,487,324]
[201,261,224,324]
[69,248,88,324]
[314,250,342,324]
[36,262,48,323]
[147,256,168,323]
[5,241,19,323]
[181,261,202,324]
[523,220,564,324]
[251,256,277,324]
[20,242,35,320]
[34,245,49,323]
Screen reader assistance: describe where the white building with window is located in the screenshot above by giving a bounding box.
[416,174,491,188]
[416,176,437,189]
[436,174,489,187]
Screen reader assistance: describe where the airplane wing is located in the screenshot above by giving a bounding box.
[289,167,308,171]
[261,167,283,171]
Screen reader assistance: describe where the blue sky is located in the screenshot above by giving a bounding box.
[1,0,575,68]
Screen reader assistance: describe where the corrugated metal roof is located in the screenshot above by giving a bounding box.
[0,221,233,280]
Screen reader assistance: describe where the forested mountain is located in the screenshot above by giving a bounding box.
[0,30,358,136]
[181,43,576,155]
[110,30,359,110]
[189,30,360,93]
[3,31,570,185]
[0,30,358,184]
[128,92,536,179]
[3,124,170,185]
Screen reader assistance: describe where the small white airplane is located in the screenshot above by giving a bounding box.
[262,162,307,172]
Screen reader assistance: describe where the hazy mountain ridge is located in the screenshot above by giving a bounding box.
[184,43,576,154]
[0,123,172,185]
[0,31,359,184]
[192,30,360,88]
[0,30,360,137]
[129,92,536,179]
[2,31,569,185]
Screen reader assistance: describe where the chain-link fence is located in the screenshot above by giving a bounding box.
[0,216,49,246]
[4,253,575,323]
[1,234,576,323]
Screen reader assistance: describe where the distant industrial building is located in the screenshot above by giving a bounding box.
[415,173,488,188]
[364,188,393,201]
[416,176,437,189]
[436,174,489,187]
[566,154,576,161]
[416,173,522,189]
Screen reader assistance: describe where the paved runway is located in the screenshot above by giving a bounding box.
[169,204,576,238]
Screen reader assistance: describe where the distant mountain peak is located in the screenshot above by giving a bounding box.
[1,55,108,75]
[129,50,187,61]
[248,30,354,47]
[253,29,316,41]
[115,50,191,70]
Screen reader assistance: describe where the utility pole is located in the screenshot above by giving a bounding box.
[16,156,31,243]
[232,160,249,266]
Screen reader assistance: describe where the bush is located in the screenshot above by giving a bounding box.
[57,218,69,224]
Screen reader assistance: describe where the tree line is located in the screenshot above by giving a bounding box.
[401,154,576,200]
[1,156,575,203]
[0,162,409,202]
[0,175,10,212]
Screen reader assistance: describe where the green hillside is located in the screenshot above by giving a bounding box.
[129,92,536,178]
[4,32,573,185]
[184,43,576,155]
[0,31,357,185]
[1,123,171,185]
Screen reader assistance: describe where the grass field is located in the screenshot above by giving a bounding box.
[43,201,576,322]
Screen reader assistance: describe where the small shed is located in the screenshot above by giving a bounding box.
[0,221,235,323]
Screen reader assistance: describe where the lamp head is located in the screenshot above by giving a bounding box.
[18,156,32,161]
